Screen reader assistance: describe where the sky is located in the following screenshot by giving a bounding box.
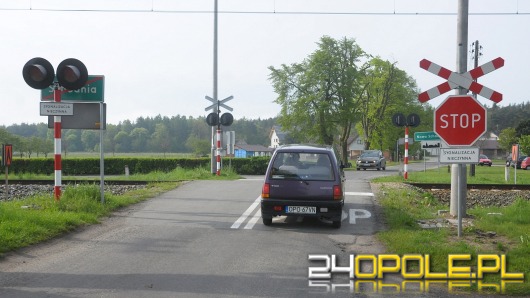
[0,0,529,126]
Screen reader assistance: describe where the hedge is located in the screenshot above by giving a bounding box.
[7,156,271,176]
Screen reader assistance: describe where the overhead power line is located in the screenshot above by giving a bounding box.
[0,7,529,16]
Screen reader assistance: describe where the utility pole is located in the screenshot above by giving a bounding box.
[451,0,469,237]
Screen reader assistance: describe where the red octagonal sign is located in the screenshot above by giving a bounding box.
[434,95,487,146]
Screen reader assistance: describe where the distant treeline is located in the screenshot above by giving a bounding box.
[1,101,530,157]
[0,115,276,156]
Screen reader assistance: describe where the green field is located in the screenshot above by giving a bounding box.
[373,166,529,295]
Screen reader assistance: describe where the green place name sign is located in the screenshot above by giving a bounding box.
[41,75,104,102]
[414,131,440,142]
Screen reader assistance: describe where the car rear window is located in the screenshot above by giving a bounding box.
[269,152,335,181]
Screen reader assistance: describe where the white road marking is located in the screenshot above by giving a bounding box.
[349,209,372,224]
[243,208,262,229]
[231,196,261,229]
[345,191,374,196]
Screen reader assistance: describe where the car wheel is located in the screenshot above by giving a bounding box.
[262,217,272,226]
[362,168,366,171]
[488,164,492,167]
[383,166,386,170]
[377,167,380,171]
[332,220,342,228]
[356,168,360,171]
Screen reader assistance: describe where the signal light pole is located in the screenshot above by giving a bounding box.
[23,57,88,200]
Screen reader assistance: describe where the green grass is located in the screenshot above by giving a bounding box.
[375,183,530,295]
[9,166,241,181]
[0,166,240,257]
[374,164,530,185]
[0,183,176,256]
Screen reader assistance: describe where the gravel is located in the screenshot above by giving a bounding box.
[0,184,147,202]
[426,188,530,208]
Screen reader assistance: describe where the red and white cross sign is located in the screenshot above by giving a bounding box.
[418,57,504,103]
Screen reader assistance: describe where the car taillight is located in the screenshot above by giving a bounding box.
[333,185,342,200]
[262,183,270,198]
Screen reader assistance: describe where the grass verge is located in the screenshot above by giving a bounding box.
[374,182,529,295]
[0,182,177,257]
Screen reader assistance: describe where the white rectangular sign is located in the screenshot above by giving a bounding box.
[439,147,479,164]
[40,102,74,116]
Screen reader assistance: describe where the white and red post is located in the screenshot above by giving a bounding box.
[216,129,221,176]
[53,87,62,200]
[404,126,409,180]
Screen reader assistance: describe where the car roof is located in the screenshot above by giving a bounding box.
[275,144,333,152]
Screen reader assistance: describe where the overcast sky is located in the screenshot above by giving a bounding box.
[0,0,529,126]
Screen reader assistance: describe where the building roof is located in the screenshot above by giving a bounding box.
[270,125,288,143]
[235,144,275,152]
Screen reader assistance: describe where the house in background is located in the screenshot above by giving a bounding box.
[347,133,365,158]
[234,141,274,158]
[476,132,505,159]
[269,125,287,148]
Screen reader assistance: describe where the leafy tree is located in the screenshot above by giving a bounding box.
[185,135,210,156]
[114,131,131,153]
[518,135,530,155]
[150,123,170,156]
[269,36,367,164]
[498,127,517,152]
[81,130,98,152]
[357,57,419,150]
[129,127,149,152]
[515,119,530,138]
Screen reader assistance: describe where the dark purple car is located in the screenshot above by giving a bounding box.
[261,145,345,228]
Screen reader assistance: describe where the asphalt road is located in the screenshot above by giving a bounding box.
[0,161,448,298]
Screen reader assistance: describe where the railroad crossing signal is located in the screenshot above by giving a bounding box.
[205,95,233,112]
[434,95,486,146]
[418,57,504,103]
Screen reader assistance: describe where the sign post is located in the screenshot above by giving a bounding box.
[2,144,13,200]
[419,55,503,237]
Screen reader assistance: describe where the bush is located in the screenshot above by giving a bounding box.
[9,156,271,176]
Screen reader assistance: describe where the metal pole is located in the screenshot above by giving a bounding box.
[455,0,469,236]
[404,126,409,179]
[211,0,219,174]
[53,86,62,201]
[100,102,105,204]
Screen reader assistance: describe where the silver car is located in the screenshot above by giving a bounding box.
[356,150,386,171]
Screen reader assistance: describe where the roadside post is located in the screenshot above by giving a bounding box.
[392,113,420,179]
[205,96,234,176]
[512,144,519,184]
[418,57,503,237]
[23,57,89,201]
[2,144,13,200]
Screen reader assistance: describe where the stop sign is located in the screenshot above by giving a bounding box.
[434,95,487,146]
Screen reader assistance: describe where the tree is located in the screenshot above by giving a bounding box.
[150,123,170,156]
[515,119,530,138]
[518,135,530,155]
[129,127,149,152]
[269,36,367,164]
[498,127,517,152]
[185,135,210,156]
[357,57,419,151]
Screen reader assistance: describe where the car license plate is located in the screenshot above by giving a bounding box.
[285,206,317,214]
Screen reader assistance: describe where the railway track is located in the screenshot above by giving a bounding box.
[3,179,153,186]
[407,183,530,190]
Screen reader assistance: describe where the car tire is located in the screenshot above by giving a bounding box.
[332,220,342,229]
[377,168,380,171]
[488,164,492,167]
[362,168,366,171]
[356,168,360,171]
[382,166,386,170]
[262,217,272,226]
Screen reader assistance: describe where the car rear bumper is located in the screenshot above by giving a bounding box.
[261,198,343,220]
